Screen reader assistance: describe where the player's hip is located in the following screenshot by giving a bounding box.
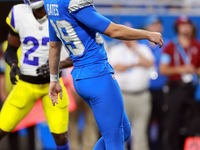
[8,77,67,100]
[73,73,121,99]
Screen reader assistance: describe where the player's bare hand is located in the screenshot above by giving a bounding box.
[49,81,63,106]
[147,32,164,48]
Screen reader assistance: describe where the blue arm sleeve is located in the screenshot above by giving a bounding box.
[160,54,171,64]
[48,19,60,42]
[72,6,111,33]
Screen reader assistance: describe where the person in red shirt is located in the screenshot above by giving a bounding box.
[160,16,200,150]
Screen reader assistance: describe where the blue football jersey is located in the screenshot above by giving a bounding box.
[44,0,114,80]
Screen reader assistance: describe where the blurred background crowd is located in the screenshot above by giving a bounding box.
[1,0,200,150]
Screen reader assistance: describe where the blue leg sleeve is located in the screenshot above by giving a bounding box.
[73,74,130,150]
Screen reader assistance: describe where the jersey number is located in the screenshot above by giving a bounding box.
[23,37,49,66]
[50,20,85,56]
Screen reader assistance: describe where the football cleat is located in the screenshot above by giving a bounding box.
[23,0,44,9]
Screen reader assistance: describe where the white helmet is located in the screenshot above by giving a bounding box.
[23,0,44,9]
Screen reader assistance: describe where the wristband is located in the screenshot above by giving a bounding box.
[50,74,59,82]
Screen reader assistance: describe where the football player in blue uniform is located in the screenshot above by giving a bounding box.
[44,0,163,149]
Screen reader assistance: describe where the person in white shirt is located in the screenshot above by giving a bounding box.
[109,39,154,150]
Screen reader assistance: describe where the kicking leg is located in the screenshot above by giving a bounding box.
[74,74,129,150]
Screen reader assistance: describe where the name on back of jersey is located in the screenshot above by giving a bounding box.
[47,4,59,16]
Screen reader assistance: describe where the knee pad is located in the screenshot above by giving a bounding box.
[102,128,125,150]
[124,124,131,141]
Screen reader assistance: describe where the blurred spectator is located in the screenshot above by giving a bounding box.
[63,68,98,150]
[109,34,154,150]
[141,15,168,150]
[160,16,200,150]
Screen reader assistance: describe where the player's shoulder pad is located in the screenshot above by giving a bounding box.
[68,0,93,13]
[13,4,32,14]
[7,4,31,24]
[6,4,31,33]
